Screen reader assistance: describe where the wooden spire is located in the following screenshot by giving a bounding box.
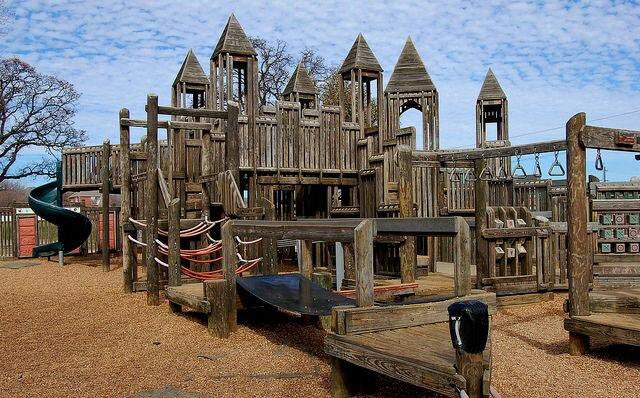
[339,33,383,74]
[477,68,506,100]
[173,49,209,86]
[212,13,257,59]
[283,62,317,96]
[385,37,435,93]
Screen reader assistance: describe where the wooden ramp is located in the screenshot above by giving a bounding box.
[325,291,496,398]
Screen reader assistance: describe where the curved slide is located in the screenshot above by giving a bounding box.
[28,171,92,257]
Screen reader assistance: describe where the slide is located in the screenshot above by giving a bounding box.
[236,274,354,316]
[28,163,92,257]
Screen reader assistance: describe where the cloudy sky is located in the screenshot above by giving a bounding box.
[2,0,639,184]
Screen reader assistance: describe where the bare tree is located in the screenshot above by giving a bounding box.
[0,180,28,206]
[250,37,293,106]
[0,58,86,182]
[299,47,333,92]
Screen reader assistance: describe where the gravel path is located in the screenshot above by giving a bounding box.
[0,257,637,397]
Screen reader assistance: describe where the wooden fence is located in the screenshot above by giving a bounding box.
[0,205,120,259]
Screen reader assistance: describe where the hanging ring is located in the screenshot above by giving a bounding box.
[595,149,604,171]
[512,151,527,179]
[548,147,565,177]
[533,151,542,178]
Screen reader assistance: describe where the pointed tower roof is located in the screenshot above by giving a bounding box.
[339,34,383,75]
[174,49,209,86]
[385,37,435,93]
[283,62,317,96]
[477,68,506,100]
[212,14,256,59]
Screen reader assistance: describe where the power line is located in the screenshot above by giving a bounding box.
[445,107,640,149]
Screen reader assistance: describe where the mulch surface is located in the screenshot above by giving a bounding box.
[0,257,638,397]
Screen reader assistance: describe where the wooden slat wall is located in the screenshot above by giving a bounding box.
[0,208,16,258]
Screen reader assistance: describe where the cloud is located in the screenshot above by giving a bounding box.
[2,0,639,183]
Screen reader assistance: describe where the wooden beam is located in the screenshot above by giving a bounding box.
[222,221,238,332]
[566,112,589,317]
[101,139,111,272]
[354,219,375,307]
[398,145,416,283]
[299,240,313,279]
[474,159,488,288]
[145,94,160,306]
[454,217,471,297]
[415,139,567,162]
[120,108,134,293]
[167,198,181,287]
[150,105,228,119]
[205,279,231,338]
[581,125,640,152]
[226,103,240,183]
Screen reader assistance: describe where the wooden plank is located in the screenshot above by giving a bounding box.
[166,285,211,313]
[398,145,416,283]
[414,139,567,162]
[334,291,496,335]
[153,105,228,119]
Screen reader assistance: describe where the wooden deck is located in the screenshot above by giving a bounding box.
[325,292,496,397]
[564,313,640,347]
[326,321,489,397]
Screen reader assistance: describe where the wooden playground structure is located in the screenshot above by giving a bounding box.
[48,13,640,398]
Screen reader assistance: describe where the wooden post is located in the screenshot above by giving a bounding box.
[566,112,589,317]
[167,198,181,287]
[226,103,240,183]
[101,139,111,272]
[330,357,359,398]
[354,219,374,307]
[398,145,416,283]
[221,221,238,332]
[474,158,488,288]
[146,94,160,306]
[456,349,484,398]
[201,129,212,218]
[299,240,313,279]
[120,109,134,292]
[259,196,278,275]
[343,242,356,283]
[205,279,230,338]
[454,217,471,296]
[566,112,590,355]
[312,271,333,330]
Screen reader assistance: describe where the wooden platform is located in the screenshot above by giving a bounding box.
[325,321,490,397]
[564,313,640,347]
[589,287,640,314]
[325,292,496,397]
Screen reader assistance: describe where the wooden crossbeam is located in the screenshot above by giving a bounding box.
[415,139,567,162]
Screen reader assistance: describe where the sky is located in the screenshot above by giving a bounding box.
[2,0,639,185]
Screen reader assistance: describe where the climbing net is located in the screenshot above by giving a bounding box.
[126,217,263,281]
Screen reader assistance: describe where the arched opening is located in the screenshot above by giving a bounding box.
[399,100,424,149]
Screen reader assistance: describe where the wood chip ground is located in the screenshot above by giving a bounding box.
[0,256,637,397]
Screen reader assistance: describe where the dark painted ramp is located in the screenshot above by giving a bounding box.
[236,274,354,316]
